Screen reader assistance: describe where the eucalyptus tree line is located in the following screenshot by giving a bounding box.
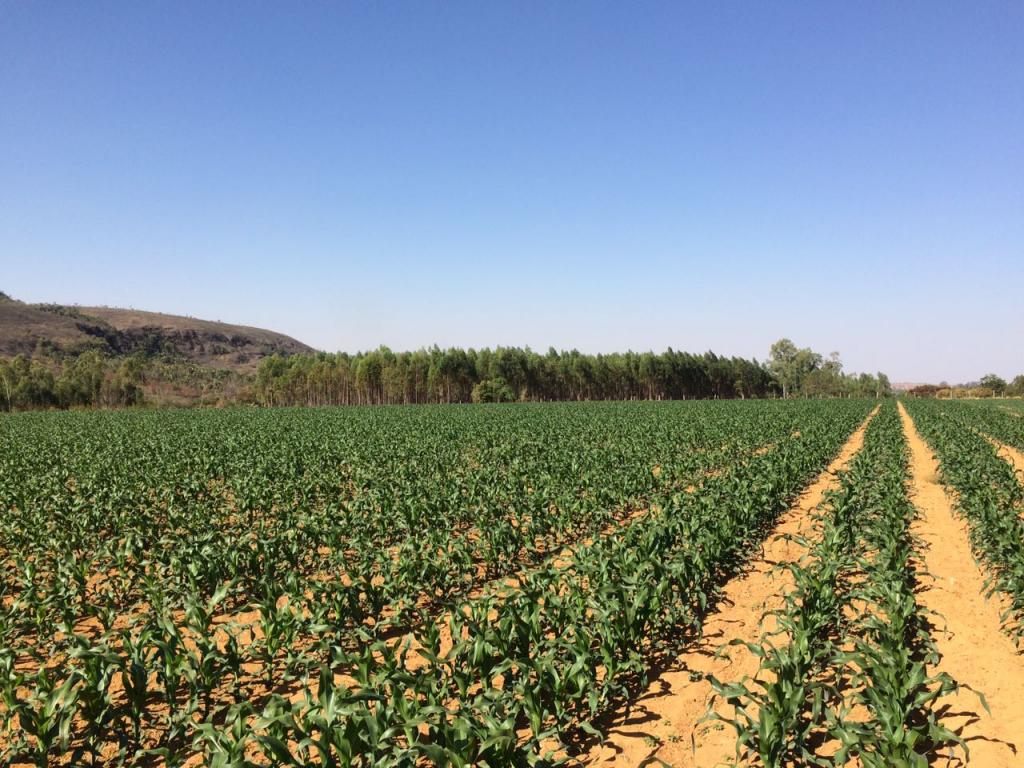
[253,346,776,406]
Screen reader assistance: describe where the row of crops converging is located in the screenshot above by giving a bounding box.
[708,398,1024,767]
[712,402,965,765]
[1,396,1023,765]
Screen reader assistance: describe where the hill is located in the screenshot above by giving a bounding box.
[0,292,314,373]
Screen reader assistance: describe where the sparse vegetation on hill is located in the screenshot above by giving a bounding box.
[0,292,312,370]
[0,292,311,409]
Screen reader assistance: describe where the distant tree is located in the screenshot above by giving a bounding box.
[768,339,799,398]
[1007,375,1024,397]
[795,349,824,392]
[979,374,1007,396]
[876,372,892,398]
[471,377,515,403]
[0,358,13,411]
[768,339,826,398]
[824,351,842,375]
[56,350,105,405]
[803,352,843,397]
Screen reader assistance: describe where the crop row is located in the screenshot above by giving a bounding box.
[715,402,964,766]
[903,398,1024,644]
[940,397,1024,455]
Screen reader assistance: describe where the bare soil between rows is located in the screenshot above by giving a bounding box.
[580,407,879,767]
[899,402,1024,767]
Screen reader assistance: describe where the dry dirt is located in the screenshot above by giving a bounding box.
[899,401,1024,767]
[581,407,878,768]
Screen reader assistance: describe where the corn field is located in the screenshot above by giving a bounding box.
[2,397,1024,766]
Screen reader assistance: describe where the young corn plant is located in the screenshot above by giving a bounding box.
[64,628,124,764]
[10,668,81,768]
[148,612,196,752]
[118,622,156,747]
[192,701,259,768]
[182,581,241,715]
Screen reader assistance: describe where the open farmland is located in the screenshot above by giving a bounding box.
[4,399,1024,766]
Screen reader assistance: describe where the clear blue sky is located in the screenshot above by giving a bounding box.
[2,2,1021,383]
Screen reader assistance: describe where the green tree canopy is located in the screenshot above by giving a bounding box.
[979,373,1007,395]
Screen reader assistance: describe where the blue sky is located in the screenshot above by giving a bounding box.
[1,2,1021,382]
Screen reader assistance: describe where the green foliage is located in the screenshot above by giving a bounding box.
[979,374,1008,395]
[712,404,965,766]
[769,340,893,399]
[2,337,898,411]
[471,377,516,403]
[0,352,143,411]
[0,399,872,764]
[768,338,820,398]
[254,346,777,405]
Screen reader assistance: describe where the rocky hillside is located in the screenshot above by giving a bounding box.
[0,292,314,373]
